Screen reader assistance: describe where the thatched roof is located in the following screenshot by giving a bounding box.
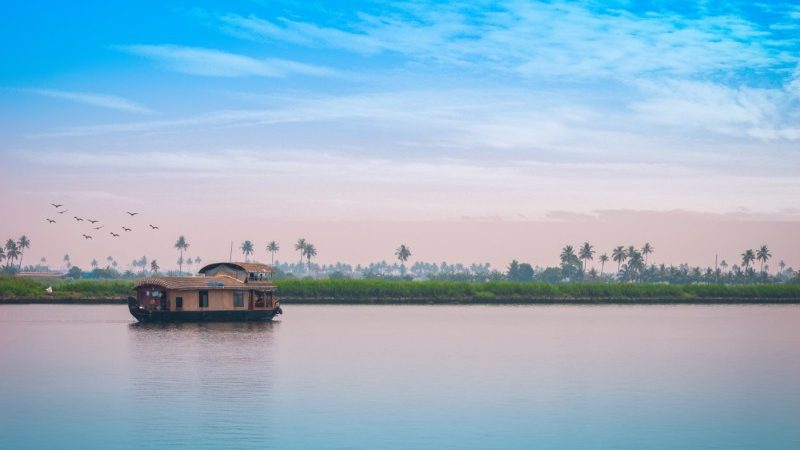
[134,275,273,291]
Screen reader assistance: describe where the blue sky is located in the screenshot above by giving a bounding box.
[1,1,799,266]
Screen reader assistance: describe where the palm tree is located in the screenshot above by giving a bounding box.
[720,259,728,272]
[641,243,653,266]
[266,241,280,265]
[779,260,786,273]
[106,256,113,269]
[560,245,576,263]
[0,248,5,267]
[627,250,644,281]
[241,240,254,262]
[295,238,307,266]
[139,256,148,275]
[612,246,627,273]
[395,244,411,275]
[741,249,755,271]
[16,235,30,270]
[186,257,193,273]
[194,256,202,265]
[4,239,19,269]
[303,243,317,270]
[599,253,609,276]
[578,242,595,272]
[756,245,771,273]
[174,236,190,273]
[560,245,581,280]
[150,260,159,273]
[63,254,71,269]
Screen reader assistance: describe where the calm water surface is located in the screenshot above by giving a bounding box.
[1,304,799,449]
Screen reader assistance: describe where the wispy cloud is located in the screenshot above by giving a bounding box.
[117,44,338,77]
[23,88,154,114]
[218,1,797,80]
[630,79,800,140]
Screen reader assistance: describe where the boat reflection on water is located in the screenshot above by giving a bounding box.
[125,311,279,448]
[128,319,281,333]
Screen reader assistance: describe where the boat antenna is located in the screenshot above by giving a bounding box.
[229,241,233,262]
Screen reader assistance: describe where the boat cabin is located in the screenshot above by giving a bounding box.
[129,262,281,322]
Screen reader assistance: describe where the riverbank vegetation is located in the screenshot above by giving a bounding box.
[0,277,134,298]
[273,279,800,302]
[2,277,799,302]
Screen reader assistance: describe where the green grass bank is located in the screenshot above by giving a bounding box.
[2,277,799,304]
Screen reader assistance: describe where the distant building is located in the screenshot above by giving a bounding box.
[16,271,67,281]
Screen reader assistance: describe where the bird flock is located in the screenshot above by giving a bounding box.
[46,203,159,241]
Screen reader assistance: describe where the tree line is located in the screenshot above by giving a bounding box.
[4,234,797,285]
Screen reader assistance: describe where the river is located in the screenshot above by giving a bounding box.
[1,304,798,449]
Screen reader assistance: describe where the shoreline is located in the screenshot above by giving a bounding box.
[2,296,799,305]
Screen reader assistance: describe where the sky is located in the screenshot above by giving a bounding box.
[1,0,799,270]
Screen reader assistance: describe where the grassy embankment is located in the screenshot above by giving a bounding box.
[275,279,800,303]
[1,277,799,304]
[0,277,134,301]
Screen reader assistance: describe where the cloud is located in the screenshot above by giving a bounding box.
[117,44,339,77]
[219,13,384,55]
[789,64,800,98]
[217,1,796,80]
[28,84,800,173]
[630,79,800,140]
[23,88,154,114]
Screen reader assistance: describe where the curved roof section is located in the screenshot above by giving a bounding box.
[198,262,272,274]
[134,275,244,290]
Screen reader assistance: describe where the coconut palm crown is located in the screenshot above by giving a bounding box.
[241,240,255,262]
[266,241,280,265]
[756,245,771,273]
[612,246,627,273]
[174,235,190,273]
[578,242,595,272]
[17,235,30,270]
[295,238,307,266]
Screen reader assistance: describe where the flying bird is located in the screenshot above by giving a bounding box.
[88,219,99,224]
[57,209,69,214]
[93,225,104,230]
[126,211,139,216]
[51,203,63,208]
[74,216,84,222]
[149,224,159,230]
[110,232,120,237]
[82,234,92,240]
[122,227,131,232]
[46,218,56,223]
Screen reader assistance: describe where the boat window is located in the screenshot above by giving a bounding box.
[175,297,183,309]
[233,291,244,307]
[199,290,209,308]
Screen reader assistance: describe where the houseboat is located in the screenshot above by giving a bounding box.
[128,262,282,322]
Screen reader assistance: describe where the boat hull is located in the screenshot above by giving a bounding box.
[128,297,281,323]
